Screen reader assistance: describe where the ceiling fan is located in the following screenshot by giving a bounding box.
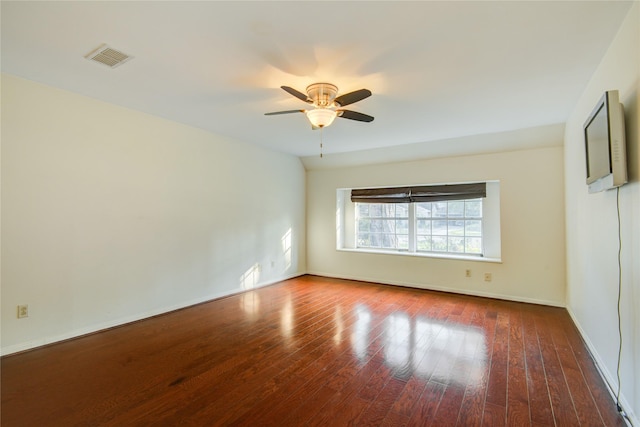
[265,83,374,129]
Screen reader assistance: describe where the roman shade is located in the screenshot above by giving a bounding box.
[351,182,486,204]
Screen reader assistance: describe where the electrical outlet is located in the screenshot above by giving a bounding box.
[484,273,492,282]
[17,304,29,319]
[465,269,471,277]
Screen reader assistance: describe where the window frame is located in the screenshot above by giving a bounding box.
[355,203,410,251]
[355,198,484,256]
[337,181,502,263]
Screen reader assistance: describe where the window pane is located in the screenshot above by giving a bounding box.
[448,201,464,218]
[395,204,409,218]
[465,200,482,218]
[382,220,395,233]
[417,236,431,251]
[370,204,382,217]
[432,220,448,235]
[465,237,483,254]
[448,236,465,253]
[432,236,447,251]
[416,203,432,218]
[355,196,483,256]
[382,204,395,217]
[433,202,448,218]
[417,219,431,234]
[382,234,395,249]
[448,220,464,236]
[358,234,371,247]
[465,220,482,236]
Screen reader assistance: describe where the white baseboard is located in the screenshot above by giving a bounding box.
[565,306,637,427]
[306,270,565,307]
[1,272,304,357]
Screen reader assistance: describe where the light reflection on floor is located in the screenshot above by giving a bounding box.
[240,292,260,320]
[351,304,372,360]
[384,311,487,386]
[323,302,488,387]
[280,294,293,346]
[276,297,488,387]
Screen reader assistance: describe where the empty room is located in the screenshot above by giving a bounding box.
[1,1,638,426]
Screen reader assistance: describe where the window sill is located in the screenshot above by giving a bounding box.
[337,247,502,263]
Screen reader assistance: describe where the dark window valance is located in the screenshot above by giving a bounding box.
[351,182,486,204]
[350,187,412,203]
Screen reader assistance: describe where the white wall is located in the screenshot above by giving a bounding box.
[564,3,639,423]
[1,74,306,355]
[307,140,566,307]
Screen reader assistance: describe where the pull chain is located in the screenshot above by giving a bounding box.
[320,127,323,158]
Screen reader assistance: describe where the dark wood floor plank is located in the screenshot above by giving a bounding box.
[535,315,582,426]
[507,367,531,426]
[483,402,506,427]
[356,377,407,426]
[521,311,554,426]
[485,312,509,408]
[558,316,626,426]
[382,409,411,427]
[392,376,429,417]
[428,384,466,427]
[1,276,625,426]
[456,309,497,427]
[546,314,611,427]
[406,380,447,427]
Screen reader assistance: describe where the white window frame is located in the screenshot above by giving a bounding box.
[337,181,501,262]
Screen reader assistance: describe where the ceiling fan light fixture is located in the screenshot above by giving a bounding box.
[306,83,338,107]
[306,108,337,128]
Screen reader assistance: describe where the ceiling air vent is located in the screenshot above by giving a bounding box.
[85,44,133,68]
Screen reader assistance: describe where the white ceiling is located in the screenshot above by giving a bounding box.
[1,1,633,160]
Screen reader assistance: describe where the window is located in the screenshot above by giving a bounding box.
[337,181,501,261]
[356,203,409,250]
[356,199,483,255]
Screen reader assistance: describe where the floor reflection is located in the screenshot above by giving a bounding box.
[239,291,260,320]
[384,313,412,368]
[352,306,488,387]
[333,305,344,346]
[351,305,372,361]
[280,294,293,345]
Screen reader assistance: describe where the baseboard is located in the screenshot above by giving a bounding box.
[306,271,565,308]
[1,272,305,357]
[566,306,638,426]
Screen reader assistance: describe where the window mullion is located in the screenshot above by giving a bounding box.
[408,203,416,252]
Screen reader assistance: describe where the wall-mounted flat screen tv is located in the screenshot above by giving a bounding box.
[584,90,627,193]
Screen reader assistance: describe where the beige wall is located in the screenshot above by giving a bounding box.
[307,142,566,306]
[564,3,639,422]
[1,74,306,355]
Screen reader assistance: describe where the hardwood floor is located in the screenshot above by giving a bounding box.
[1,275,625,426]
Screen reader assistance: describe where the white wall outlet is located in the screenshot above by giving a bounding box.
[484,273,492,282]
[465,269,471,277]
[17,304,29,319]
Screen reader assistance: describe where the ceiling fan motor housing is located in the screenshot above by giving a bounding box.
[306,83,338,108]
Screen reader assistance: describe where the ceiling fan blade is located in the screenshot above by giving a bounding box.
[264,109,305,116]
[333,89,372,107]
[281,86,312,103]
[338,110,374,122]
